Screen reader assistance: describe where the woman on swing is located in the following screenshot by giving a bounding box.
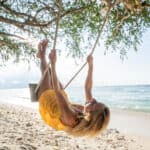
[37,39,110,136]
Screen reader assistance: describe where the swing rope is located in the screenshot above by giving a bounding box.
[63,5,112,89]
[35,0,62,93]
[52,0,62,50]
[35,1,114,93]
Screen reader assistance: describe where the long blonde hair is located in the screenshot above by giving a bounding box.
[66,106,110,137]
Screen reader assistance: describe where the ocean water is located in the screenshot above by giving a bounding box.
[0,85,150,113]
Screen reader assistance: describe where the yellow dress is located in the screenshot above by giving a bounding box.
[39,89,68,131]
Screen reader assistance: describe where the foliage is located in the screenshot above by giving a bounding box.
[0,0,150,63]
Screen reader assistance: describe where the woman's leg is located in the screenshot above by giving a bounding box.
[37,40,63,98]
[36,40,53,98]
[49,67,64,90]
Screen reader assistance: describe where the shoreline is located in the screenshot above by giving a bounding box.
[0,102,150,150]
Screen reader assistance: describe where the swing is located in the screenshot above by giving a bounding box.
[29,0,113,102]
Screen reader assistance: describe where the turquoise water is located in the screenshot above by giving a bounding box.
[66,85,150,113]
[0,85,150,112]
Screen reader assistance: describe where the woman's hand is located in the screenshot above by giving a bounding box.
[49,49,57,65]
[87,54,93,66]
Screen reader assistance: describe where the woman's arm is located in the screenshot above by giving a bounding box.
[85,55,93,102]
[49,50,77,127]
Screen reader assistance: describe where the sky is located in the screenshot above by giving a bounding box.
[0,30,150,89]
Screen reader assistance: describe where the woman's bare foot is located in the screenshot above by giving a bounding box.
[36,39,48,59]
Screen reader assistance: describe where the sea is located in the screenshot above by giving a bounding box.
[0,85,150,113]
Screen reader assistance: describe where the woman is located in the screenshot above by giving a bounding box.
[37,39,110,137]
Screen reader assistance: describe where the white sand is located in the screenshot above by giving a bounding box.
[109,109,150,150]
[0,103,150,150]
[109,109,150,137]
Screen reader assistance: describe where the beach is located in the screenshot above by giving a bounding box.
[0,102,150,150]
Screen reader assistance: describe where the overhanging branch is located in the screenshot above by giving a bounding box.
[1,3,35,19]
[0,6,88,30]
[0,32,26,40]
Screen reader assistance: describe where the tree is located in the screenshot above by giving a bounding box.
[0,0,150,64]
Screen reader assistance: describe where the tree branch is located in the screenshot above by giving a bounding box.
[1,3,35,20]
[0,32,25,40]
[44,6,88,26]
[0,16,48,28]
[0,6,88,30]
[38,1,56,15]
[112,14,131,35]
[1,3,56,22]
